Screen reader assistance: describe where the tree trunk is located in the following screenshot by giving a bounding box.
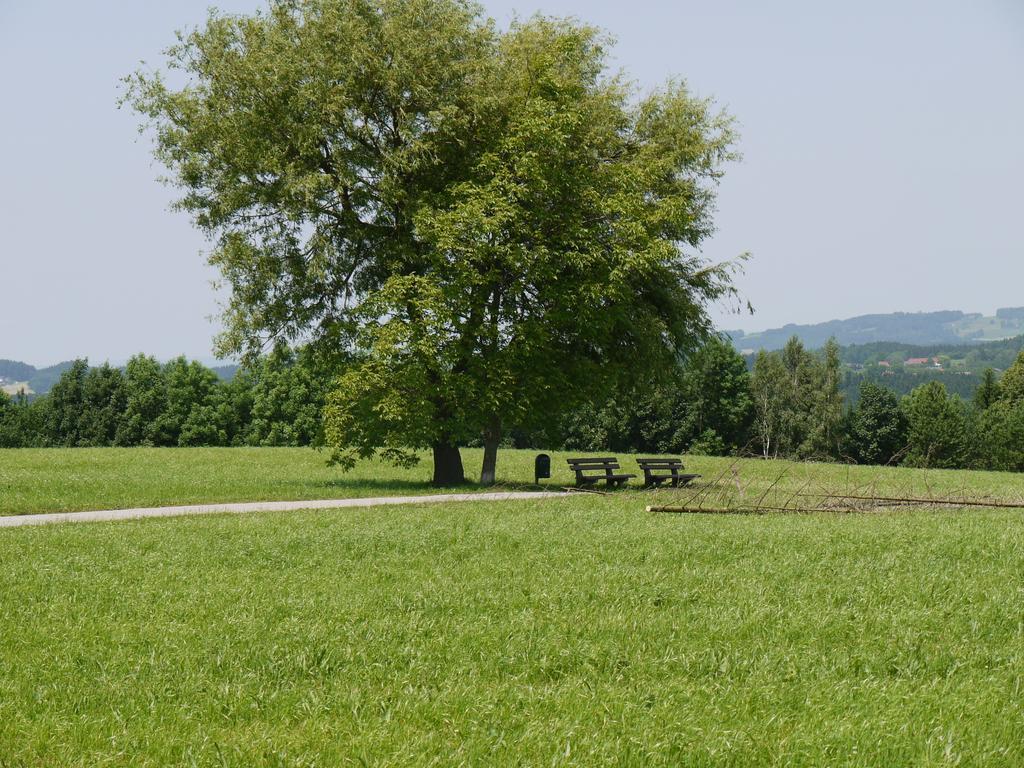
[479,417,501,486]
[432,441,466,486]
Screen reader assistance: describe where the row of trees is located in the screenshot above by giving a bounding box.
[5,335,1024,475]
[556,335,1024,474]
[0,348,326,448]
[749,339,1024,471]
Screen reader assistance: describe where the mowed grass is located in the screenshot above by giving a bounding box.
[4,446,1024,516]
[2,494,1024,764]
[0,447,585,516]
[4,450,1024,764]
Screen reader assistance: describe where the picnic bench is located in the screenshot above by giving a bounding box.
[566,457,636,488]
[636,457,700,488]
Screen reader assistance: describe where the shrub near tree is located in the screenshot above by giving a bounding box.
[127,0,744,485]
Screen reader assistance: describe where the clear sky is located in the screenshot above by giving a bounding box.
[2,0,1021,366]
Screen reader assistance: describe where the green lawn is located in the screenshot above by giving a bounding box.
[3,450,1024,764]
[3,446,1024,516]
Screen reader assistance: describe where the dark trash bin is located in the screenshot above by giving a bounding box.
[534,453,551,485]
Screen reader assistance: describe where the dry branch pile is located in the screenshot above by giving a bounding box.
[644,460,1024,515]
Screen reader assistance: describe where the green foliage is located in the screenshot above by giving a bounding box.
[43,359,90,446]
[116,354,168,446]
[750,337,843,460]
[687,428,727,456]
[248,346,327,446]
[157,357,225,446]
[0,392,48,448]
[675,337,753,453]
[0,391,13,448]
[902,381,969,469]
[0,349,326,450]
[78,364,128,446]
[846,381,907,465]
[126,0,742,483]
[999,351,1024,404]
[551,336,751,456]
[972,401,1024,472]
[973,367,1001,410]
[803,338,843,457]
[750,349,787,458]
[840,366,979,406]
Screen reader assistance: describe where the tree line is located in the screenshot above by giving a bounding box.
[0,347,326,448]
[749,337,1024,471]
[4,334,1024,474]
[537,336,1024,473]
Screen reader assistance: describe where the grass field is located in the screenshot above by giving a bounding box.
[3,446,1024,516]
[3,449,1024,764]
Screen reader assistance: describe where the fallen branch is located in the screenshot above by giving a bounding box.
[647,504,829,515]
[794,492,1024,510]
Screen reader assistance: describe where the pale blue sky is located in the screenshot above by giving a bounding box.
[1,0,1021,366]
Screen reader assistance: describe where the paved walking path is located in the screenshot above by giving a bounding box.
[0,491,568,529]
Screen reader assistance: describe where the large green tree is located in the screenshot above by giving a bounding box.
[116,355,168,446]
[676,336,753,453]
[247,345,327,446]
[78,364,128,446]
[847,381,907,466]
[750,337,843,460]
[127,0,742,484]
[973,367,1001,410]
[902,381,968,469]
[43,359,89,446]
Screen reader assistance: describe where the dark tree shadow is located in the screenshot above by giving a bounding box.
[300,478,474,494]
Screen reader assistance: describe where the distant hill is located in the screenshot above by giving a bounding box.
[210,364,239,381]
[729,307,1024,352]
[0,359,237,397]
[0,360,75,397]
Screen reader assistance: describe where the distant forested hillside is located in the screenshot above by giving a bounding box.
[730,307,1024,352]
[0,360,36,382]
[840,336,1024,369]
[0,360,75,396]
[739,334,1024,406]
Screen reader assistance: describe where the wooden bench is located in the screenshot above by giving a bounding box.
[566,457,636,488]
[636,457,700,488]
